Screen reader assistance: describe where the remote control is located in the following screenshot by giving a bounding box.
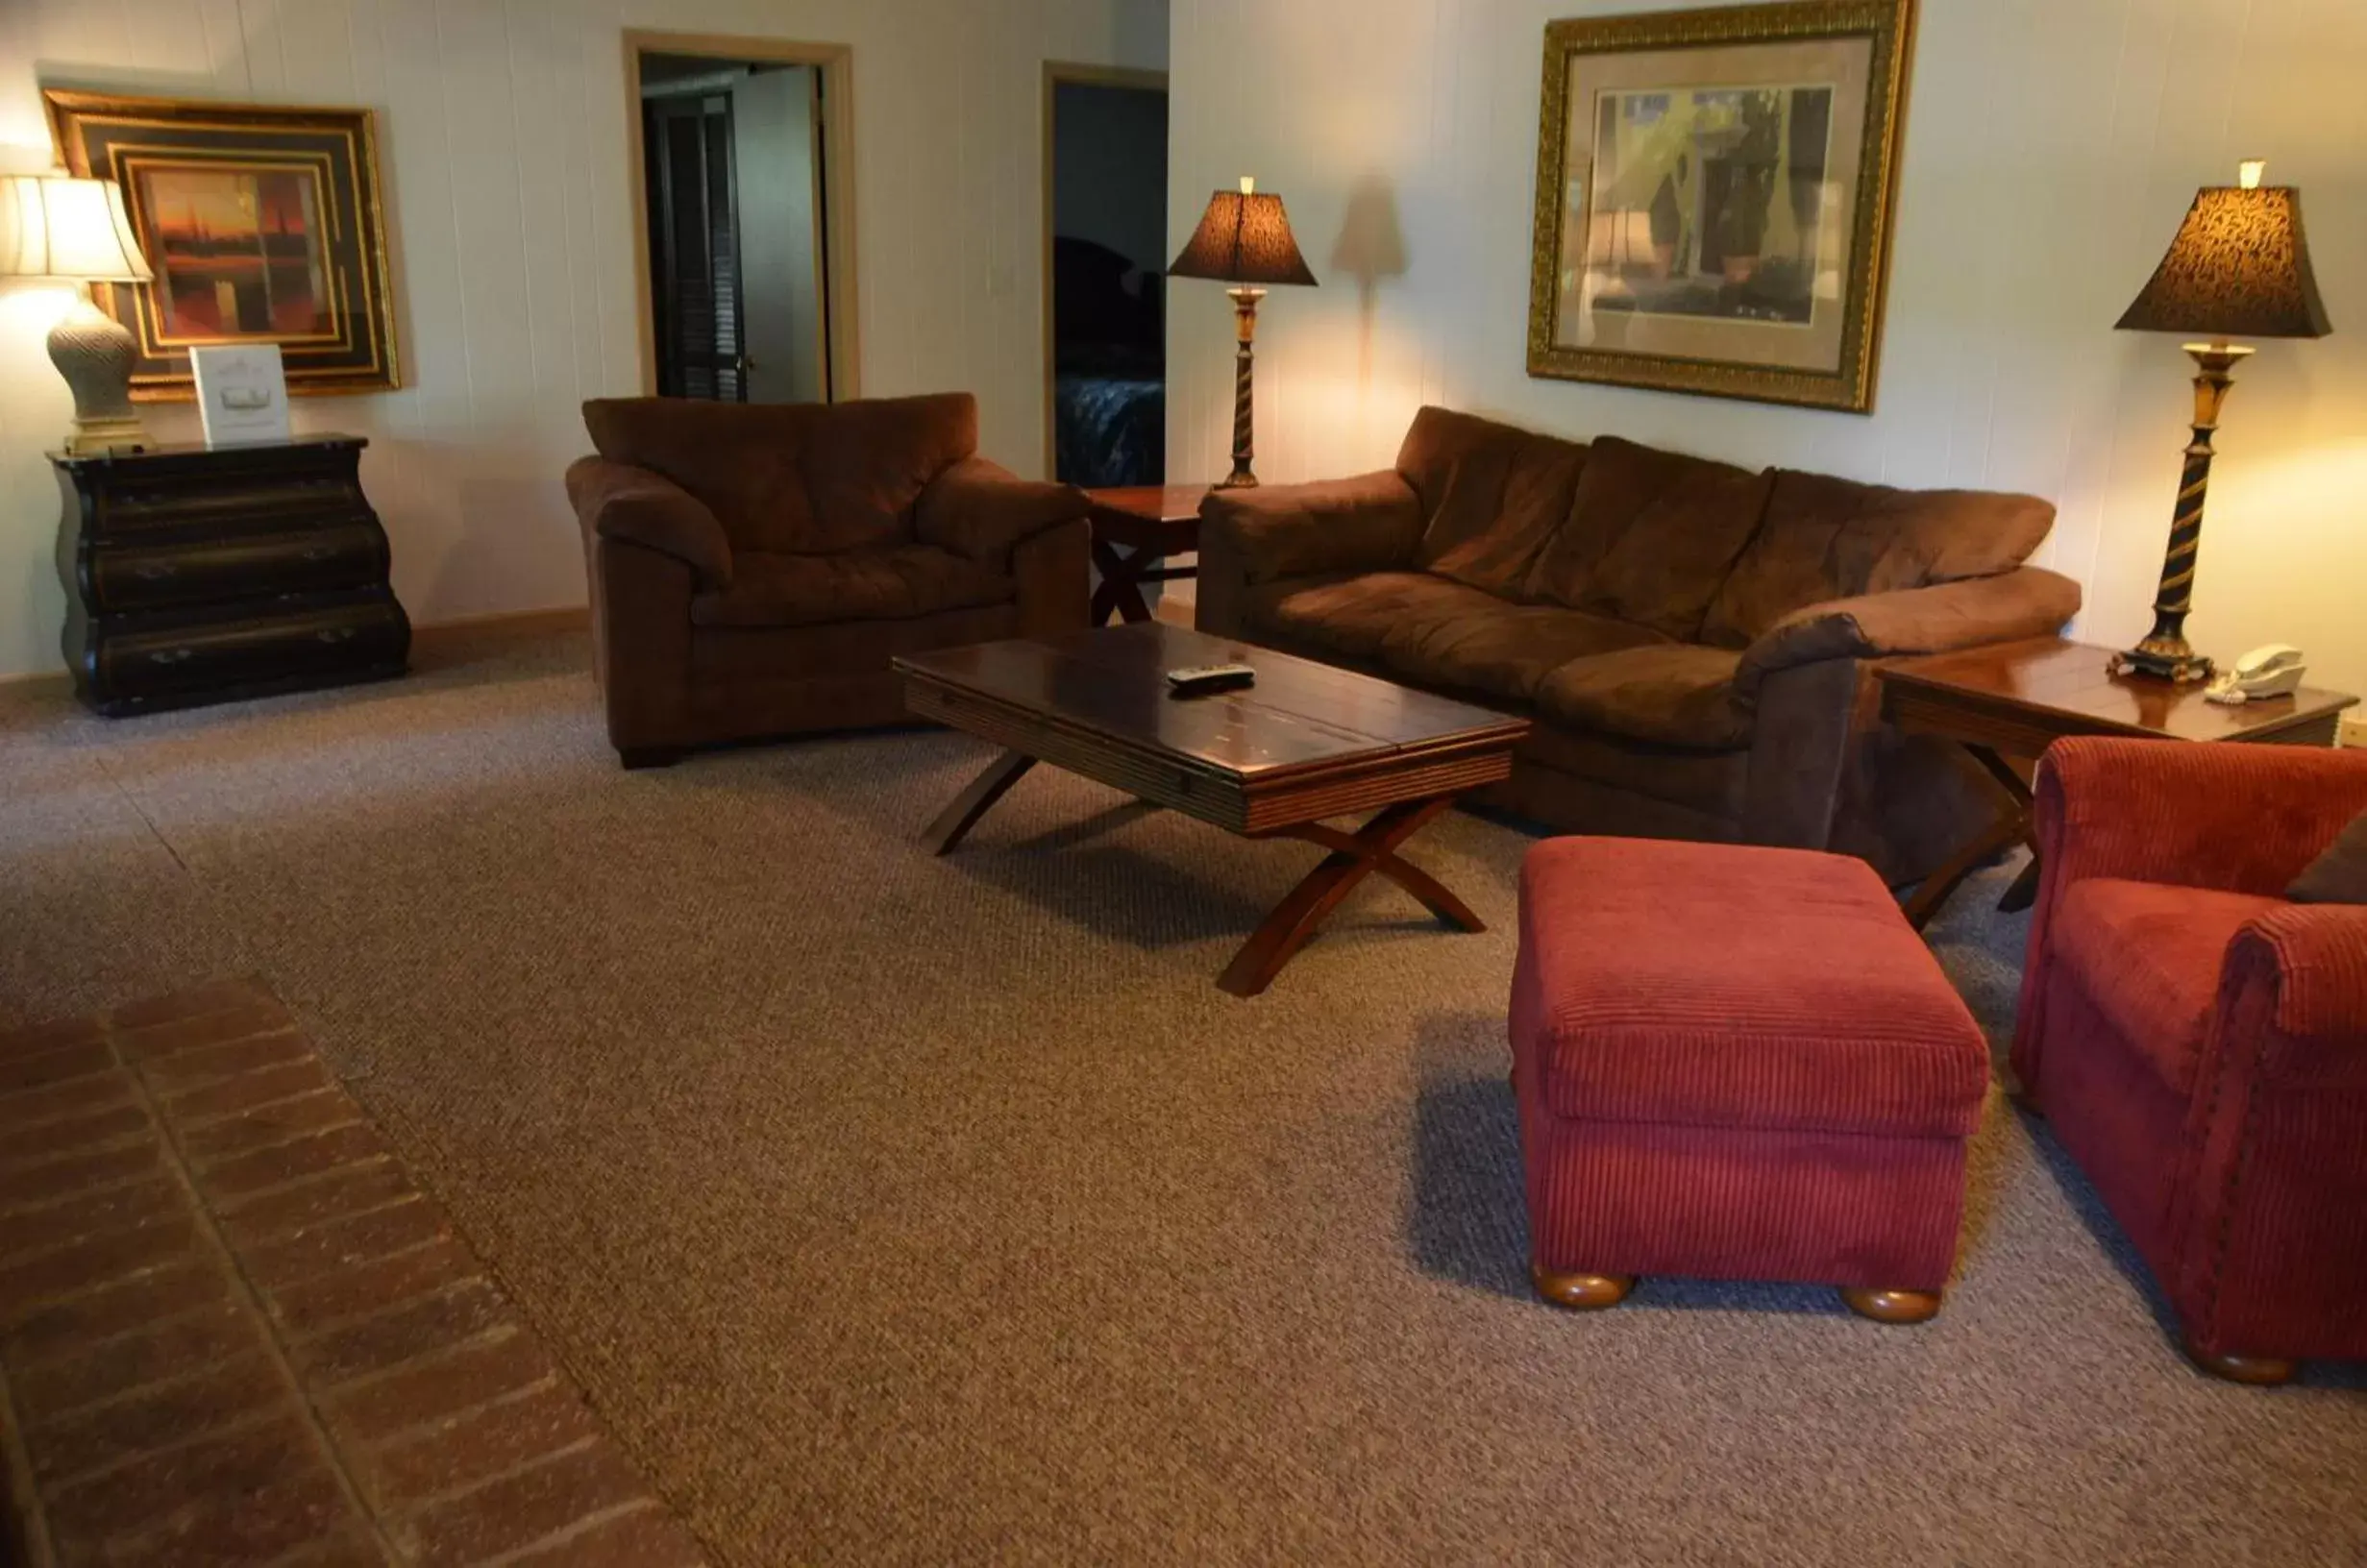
[1165,662,1257,696]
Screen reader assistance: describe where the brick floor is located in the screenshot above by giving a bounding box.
[0,979,708,1568]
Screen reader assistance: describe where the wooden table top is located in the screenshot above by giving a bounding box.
[1878,637,2356,744]
[1084,484,1209,524]
[895,623,1529,783]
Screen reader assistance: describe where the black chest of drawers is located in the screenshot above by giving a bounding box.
[52,436,411,716]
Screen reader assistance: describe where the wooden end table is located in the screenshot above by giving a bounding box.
[1086,484,1206,625]
[895,623,1529,995]
[1877,637,2357,930]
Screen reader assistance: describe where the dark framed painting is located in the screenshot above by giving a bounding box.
[43,89,401,400]
[1526,0,1916,412]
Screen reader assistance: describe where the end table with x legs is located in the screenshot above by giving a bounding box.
[1085,484,1207,625]
[1877,637,2356,931]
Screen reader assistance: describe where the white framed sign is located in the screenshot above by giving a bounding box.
[190,344,292,446]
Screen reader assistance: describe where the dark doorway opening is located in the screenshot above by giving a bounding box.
[639,51,831,404]
[1045,69,1169,486]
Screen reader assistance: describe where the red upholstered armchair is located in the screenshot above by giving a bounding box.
[2012,736,2367,1383]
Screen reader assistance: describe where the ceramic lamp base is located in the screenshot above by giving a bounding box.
[49,292,148,455]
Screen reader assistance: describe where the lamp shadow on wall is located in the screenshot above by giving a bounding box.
[1328,173,1408,392]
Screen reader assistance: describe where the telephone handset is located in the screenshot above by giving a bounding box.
[2204,644,2305,705]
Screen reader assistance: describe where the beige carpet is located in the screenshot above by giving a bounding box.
[4,627,2362,1566]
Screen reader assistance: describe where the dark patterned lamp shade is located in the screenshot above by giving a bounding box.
[1169,180,1318,286]
[2116,164,2330,339]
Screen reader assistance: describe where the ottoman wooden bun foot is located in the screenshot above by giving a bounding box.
[2186,1346,2297,1386]
[1531,1265,1635,1311]
[1839,1287,1942,1325]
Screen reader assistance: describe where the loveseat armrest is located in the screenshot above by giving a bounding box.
[914,456,1090,567]
[1733,567,2082,701]
[566,456,733,590]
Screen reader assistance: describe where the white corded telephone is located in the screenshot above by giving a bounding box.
[2205,644,2305,705]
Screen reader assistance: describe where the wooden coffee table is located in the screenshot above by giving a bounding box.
[1878,637,2356,929]
[1085,485,1205,625]
[895,623,1530,995]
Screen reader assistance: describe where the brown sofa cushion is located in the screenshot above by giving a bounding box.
[582,393,978,557]
[1700,469,2058,648]
[1523,435,1774,640]
[1395,406,1589,596]
[688,546,1012,629]
[1379,603,1666,707]
[1244,571,1503,665]
[1533,645,1753,750]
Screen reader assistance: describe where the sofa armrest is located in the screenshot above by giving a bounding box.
[1734,567,2082,701]
[1199,471,1423,586]
[914,456,1090,567]
[566,456,733,590]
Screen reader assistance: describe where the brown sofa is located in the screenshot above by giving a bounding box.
[1196,406,2083,884]
[568,393,1090,766]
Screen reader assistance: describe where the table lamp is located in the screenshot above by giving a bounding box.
[1168,177,1317,488]
[2110,159,2330,682]
[0,173,154,454]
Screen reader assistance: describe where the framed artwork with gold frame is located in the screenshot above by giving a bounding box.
[43,88,400,401]
[1526,0,1916,412]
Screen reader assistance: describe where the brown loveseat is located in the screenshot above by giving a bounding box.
[1196,407,2083,884]
[568,393,1090,766]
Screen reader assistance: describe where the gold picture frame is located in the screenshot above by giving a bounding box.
[1526,0,1916,412]
[44,88,401,401]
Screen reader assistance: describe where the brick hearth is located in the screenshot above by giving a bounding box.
[0,979,707,1567]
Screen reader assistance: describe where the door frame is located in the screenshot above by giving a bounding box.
[1041,61,1169,478]
[624,30,858,401]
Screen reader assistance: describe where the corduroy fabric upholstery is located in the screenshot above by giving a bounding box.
[2050,879,2281,1094]
[2012,736,2367,1368]
[570,396,1090,761]
[1512,837,1988,1293]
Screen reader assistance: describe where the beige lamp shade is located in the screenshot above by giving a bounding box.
[0,174,154,283]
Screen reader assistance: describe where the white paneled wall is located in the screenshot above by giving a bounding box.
[1168,0,2367,690]
[0,0,1168,679]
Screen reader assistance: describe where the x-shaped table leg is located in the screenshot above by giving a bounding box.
[1903,742,2040,931]
[1218,796,1479,996]
[1090,539,1155,625]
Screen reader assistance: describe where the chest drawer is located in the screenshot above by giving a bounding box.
[86,524,390,614]
[87,591,410,716]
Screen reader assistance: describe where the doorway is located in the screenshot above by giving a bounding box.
[1043,65,1169,484]
[626,34,857,404]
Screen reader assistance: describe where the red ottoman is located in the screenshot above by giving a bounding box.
[1512,837,1990,1322]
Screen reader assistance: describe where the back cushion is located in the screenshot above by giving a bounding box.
[582,392,978,554]
[1698,470,2058,648]
[1396,406,1588,598]
[1523,435,1774,642]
